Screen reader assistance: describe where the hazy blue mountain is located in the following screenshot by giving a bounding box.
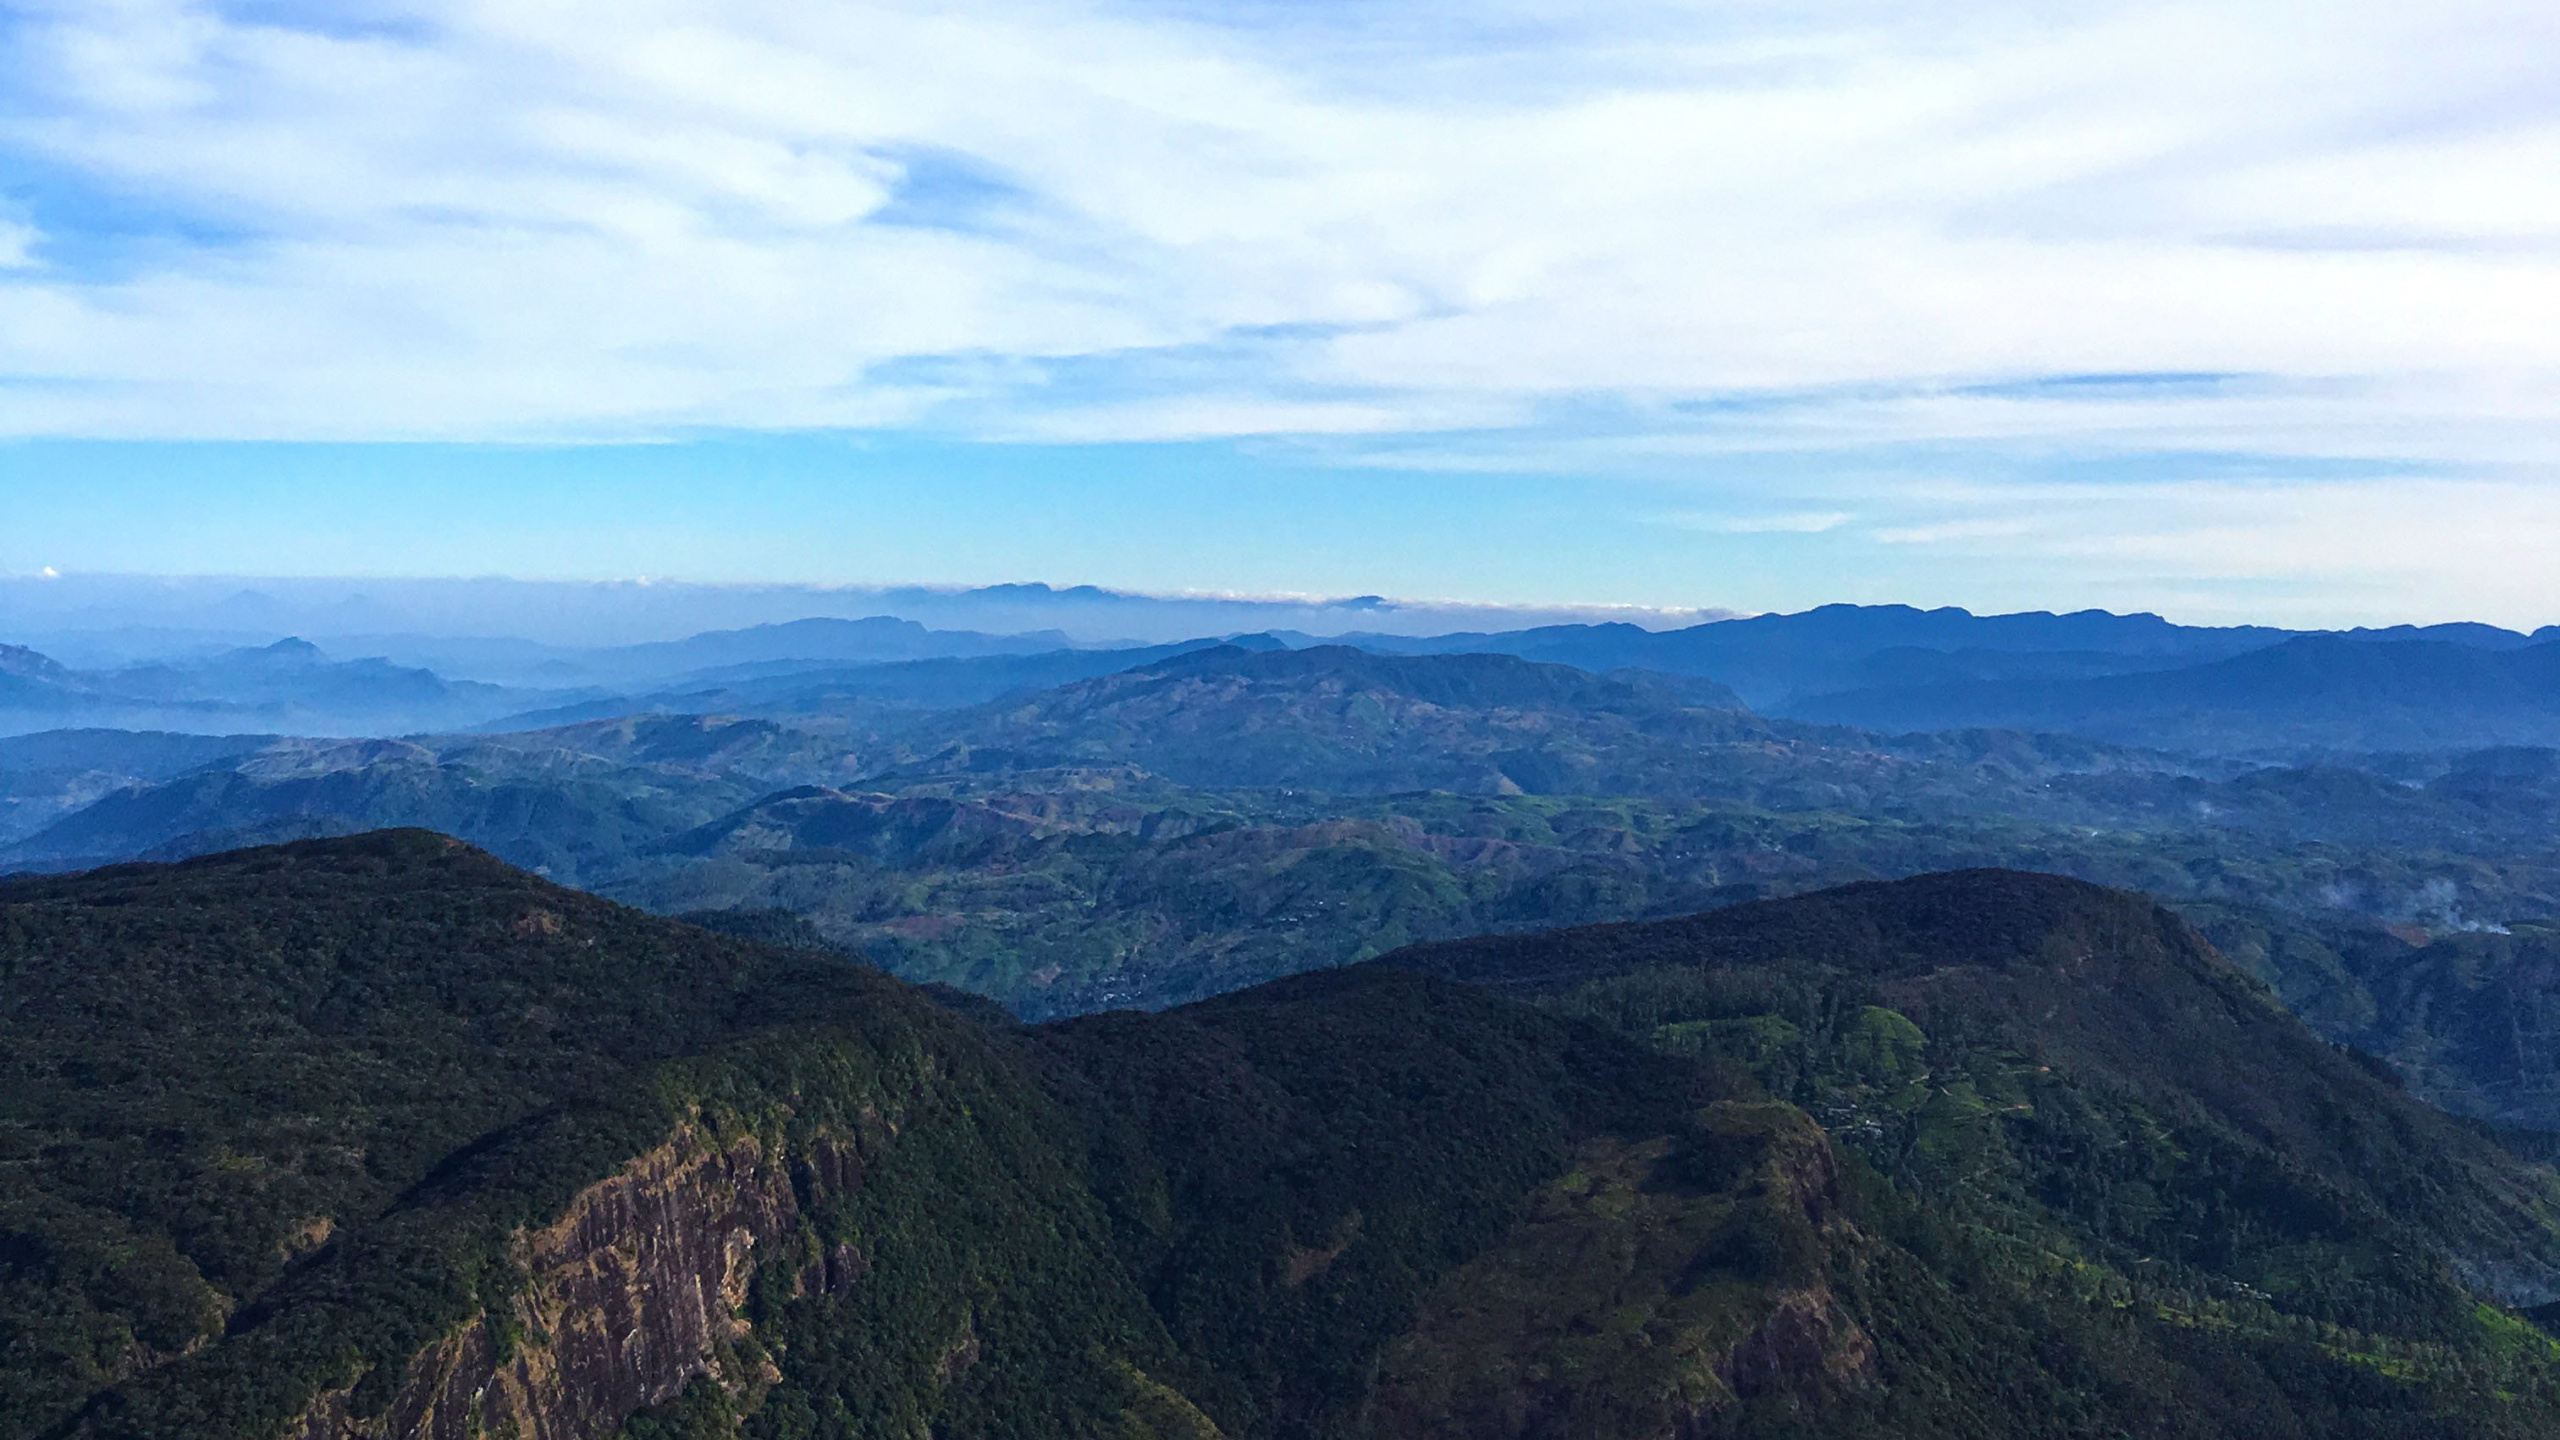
[581,614,1082,683]
[1787,634,2560,753]
[0,729,279,844]
[0,715,861,879]
[1338,604,2555,713]
[2,572,1721,649]
[1336,604,2302,706]
[0,642,75,682]
[0,643,89,710]
[20,600,2552,751]
[2342,621,2556,648]
[99,638,471,707]
[0,638,570,737]
[870,644,1788,796]
[473,634,1280,730]
[1815,644,2212,688]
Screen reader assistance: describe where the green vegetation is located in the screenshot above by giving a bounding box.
[16,836,2560,1437]
[0,834,1684,1439]
[14,648,2560,1154]
[613,774,2560,1080]
[1028,966,1692,1437]
[1387,870,2560,1435]
[0,830,917,1434]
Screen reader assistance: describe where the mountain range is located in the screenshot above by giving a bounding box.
[12,643,2560,1149]
[0,638,549,737]
[14,835,2560,1439]
[14,600,2560,758]
[1788,634,2560,753]
[12,584,2560,1437]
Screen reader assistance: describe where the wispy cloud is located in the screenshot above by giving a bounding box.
[0,0,2549,449]
[0,0,2556,620]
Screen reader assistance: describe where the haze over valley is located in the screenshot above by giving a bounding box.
[10,588,2560,1111]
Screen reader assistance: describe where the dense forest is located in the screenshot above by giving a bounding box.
[11,834,2560,1438]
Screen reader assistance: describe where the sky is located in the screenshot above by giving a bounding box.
[2,0,2557,627]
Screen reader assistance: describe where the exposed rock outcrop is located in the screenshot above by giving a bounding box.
[287,1126,861,1440]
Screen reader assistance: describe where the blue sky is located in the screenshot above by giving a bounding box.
[3,0,2558,626]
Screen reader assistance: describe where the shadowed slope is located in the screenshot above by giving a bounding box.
[19,842,2560,1440]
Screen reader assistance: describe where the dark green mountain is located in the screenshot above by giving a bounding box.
[1387,870,2560,1288]
[0,832,1680,1440]
[1377,871,2560,1436]
[13,836,2560,1439]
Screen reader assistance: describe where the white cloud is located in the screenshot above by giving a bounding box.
[1926,477,2560,625]
[0,0,2553,476]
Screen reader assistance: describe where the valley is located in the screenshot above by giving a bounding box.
[10,601,2560,1435]
[17,0,2551,1429]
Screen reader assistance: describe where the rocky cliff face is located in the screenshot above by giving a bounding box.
[287,1125,864,1440]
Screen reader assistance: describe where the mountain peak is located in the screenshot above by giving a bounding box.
[252,636,325,661]
[0,642,70,680]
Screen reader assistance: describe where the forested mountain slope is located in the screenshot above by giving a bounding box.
[13,651,2560,1122]
[1387,869,2560,1292]
[874,644,1762,795]
[14,836,2560,1438]
[0,833,1682,1440]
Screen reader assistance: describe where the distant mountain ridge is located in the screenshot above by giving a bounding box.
[0,573,1730,651]
[1348,603,2554,708]
[583,614,1084,682]
[0,637,559,737]
[0,729,280,846]
[472,634,1280,731]
[874,644,1771,795]
[1789,634,2560,753]
[16,600,2559,753]
[0,714,855,880]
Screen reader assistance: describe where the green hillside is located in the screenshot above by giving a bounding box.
[0,834,1681,1440]
[13,651,2560,1143]
[14,835,2560,1438]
